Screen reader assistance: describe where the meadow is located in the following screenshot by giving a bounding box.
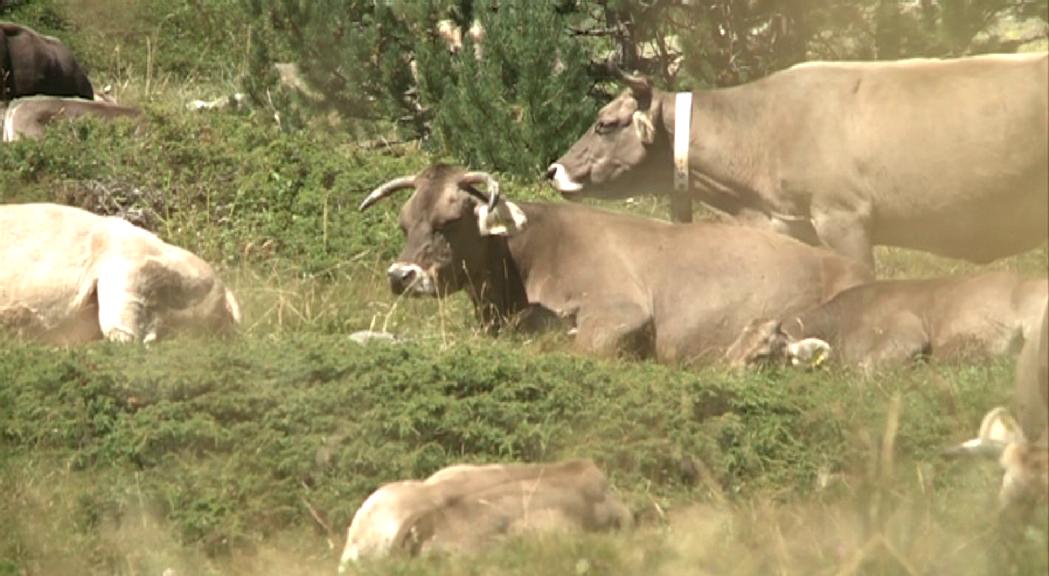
[1,2,1047,575]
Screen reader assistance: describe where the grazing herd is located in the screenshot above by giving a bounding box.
[0,20,1046,570]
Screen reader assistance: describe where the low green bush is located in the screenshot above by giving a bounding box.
[0,334,1024,570]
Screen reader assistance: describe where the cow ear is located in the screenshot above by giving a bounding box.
[475,200,528,237]
[632,111,656,144]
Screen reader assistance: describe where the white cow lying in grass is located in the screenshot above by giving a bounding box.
[338,460,631,572]
[0,203,240,344]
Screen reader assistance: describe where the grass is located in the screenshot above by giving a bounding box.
[0,2,1047,574]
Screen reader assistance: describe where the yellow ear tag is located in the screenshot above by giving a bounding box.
[811,346,828,369]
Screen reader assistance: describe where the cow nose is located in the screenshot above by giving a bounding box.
[388,266,416,291]
[545,164,557,180]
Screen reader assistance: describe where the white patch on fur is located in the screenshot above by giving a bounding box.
[547,164,583,193]
[475,201,528,236]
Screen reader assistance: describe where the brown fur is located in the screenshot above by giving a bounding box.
[550,54,1048,267]
[0,23,93,100]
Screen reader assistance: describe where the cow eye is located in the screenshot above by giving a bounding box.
[594,120,616,135]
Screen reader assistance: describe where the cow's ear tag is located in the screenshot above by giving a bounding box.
[476,201,527,236]
[632,111,656,144]
[788,338,831,370]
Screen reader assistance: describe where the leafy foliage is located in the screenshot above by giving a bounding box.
[423,0,599,174]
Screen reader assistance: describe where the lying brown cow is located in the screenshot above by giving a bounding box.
[949,303,1048,512]
[0,23,93,100]
[548,54,1048,267]
[1,96,140,142]
[360,164,871,363]
[338,460,630,571]
[726,271,1048,370]
[0,203,240,344]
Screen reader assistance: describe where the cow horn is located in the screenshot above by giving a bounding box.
[359,176,418,211]
[943,437,1008,459]
[457,171,500,211]
[616,68,652,99]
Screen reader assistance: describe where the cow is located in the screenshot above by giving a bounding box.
[0,23,94,100]
[1,96,140,142]
[948,303,1048,512]
[338,459,630,571]
[726,271,1048,370]
[0,203,241,344]
[360,164,871,363]
[547,53,1049,268]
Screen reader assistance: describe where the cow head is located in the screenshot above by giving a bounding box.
[146,259,242,341]
[547,73,673,200]
[725,318,831,370]
[360,164,527,298]
[946,407,1049,512]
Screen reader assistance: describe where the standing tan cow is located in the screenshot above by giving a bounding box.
[338,460,630,571]
[548,53,1048,268]
[726,271,1048,370]
[1,96,140,142]
[0,23,94,100]
[361,164,871,363]
[0,203,240,344]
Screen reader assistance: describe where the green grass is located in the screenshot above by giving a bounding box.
[1,334,1046,575]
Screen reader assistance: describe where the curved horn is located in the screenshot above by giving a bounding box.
[359,175,417,211]
[616,68,652,100]
[456,171,500,211]
[943,437,1008,459]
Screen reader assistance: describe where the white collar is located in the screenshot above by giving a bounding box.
[673,92,692,194]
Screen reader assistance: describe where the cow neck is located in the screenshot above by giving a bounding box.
[664,86,773,219]
[465,225,530,331]
[786,300,839,344]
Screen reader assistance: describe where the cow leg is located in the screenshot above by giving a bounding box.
[573,303,654,358]
[811,209,874,269]
[95,261,157,343]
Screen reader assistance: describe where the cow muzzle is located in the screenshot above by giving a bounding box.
[387,263,436,296]
[546,163,584,196]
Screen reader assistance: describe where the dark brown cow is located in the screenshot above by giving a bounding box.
[0,23,93,100]
[361,164,871,363]
[1,96,139,142]
[548,54,1048,268]
[726,271,1048,370]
